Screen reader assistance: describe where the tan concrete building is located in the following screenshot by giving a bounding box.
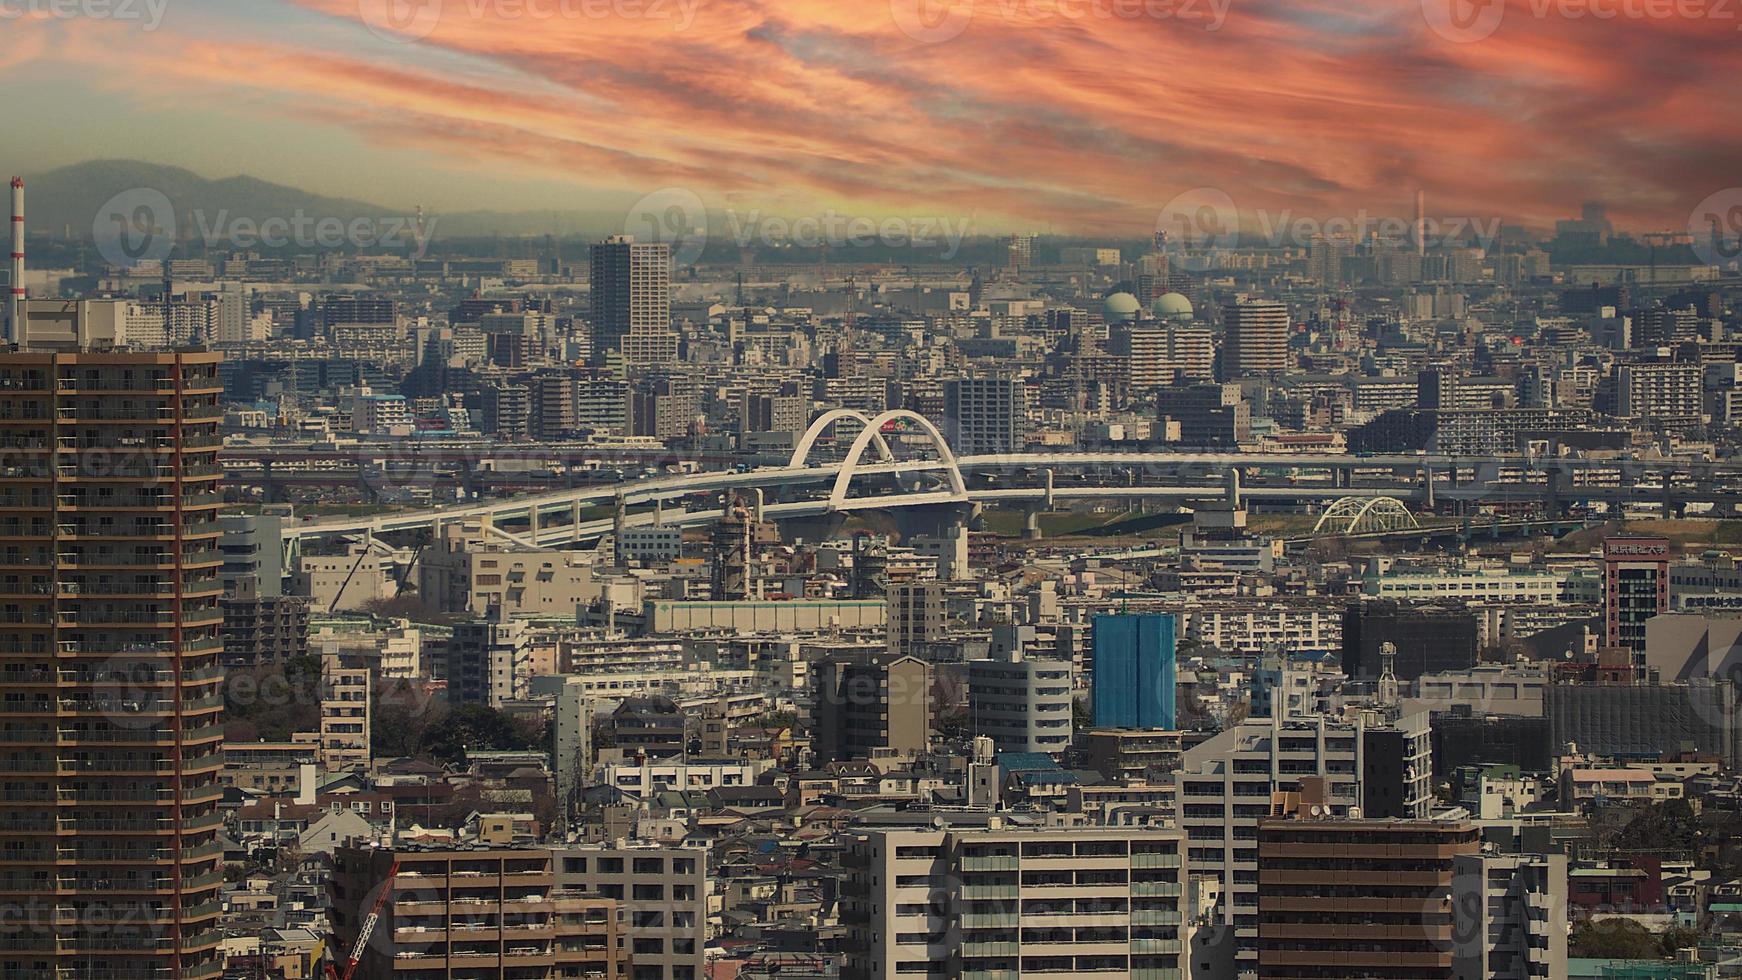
[813,652,933,764]
[319,651,371,771]
[420,527,602,616]
[556,844,708,980]
[295,545,389,612]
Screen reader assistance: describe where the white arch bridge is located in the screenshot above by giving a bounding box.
[1310,496,1420,536]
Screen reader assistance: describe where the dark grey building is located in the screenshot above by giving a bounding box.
[1342,600,1479,681]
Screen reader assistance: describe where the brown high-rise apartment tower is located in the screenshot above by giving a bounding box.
[0,350,226,979]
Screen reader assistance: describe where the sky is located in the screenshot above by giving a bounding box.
[2,0,1739,238]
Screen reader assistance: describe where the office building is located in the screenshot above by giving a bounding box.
[843,824,1188,980]
[943,376,1026,455]
[1604,536,1671,664]
[965,646,1074,755]
[1342,600,1479,681]
[0,351,227,979]
[1091,613,1177,729]
[590,236,671,365]
[1156,382,1249,446]
[812,652,932,763]
[1222,300,1290,377]
[557,844,708,980]
[1451,852,1568,980]
[331,845,630,979]
[1256,817,1480,980]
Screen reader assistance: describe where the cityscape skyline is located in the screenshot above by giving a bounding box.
[3,0,1739,233]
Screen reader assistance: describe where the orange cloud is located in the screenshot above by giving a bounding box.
[11,0,1741,234]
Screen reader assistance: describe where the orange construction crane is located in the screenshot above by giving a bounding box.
[326,860,399,980]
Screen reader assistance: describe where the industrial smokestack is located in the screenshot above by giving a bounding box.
[1415,189,1426,259]
[8,178,22,345]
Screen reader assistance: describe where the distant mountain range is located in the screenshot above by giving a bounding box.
[19,160,650,242]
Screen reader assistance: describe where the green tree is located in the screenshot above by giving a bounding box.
[1570,918,1659,960]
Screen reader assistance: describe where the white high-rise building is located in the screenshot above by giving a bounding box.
[943,376,1026,454]
[1222,300,1290,378]
[590,235,671,364]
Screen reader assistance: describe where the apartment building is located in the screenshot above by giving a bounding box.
[0,351,227,979]
[1256,818,1480,980]
[1175,712,1434,975]
[843,821,1189,980]
[943,376,1027,455]
[1081,729,1184,783]
[1616,362,1702,420]
[1451,852,1568,980]
[331,845,630,979]
[556,844,709,980]
[812,652,933,764]
[319,651,371,771]
[965,648,1074,755]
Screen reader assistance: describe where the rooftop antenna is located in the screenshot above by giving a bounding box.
[1378,641,1399,706]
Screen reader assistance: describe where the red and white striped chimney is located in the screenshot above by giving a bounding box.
[8,178,22,344]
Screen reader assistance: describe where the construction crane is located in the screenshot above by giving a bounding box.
[326,860,399,980]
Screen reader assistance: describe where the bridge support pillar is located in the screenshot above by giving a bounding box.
[1025,508,1043,541]
[1043,469,1055,510]
[1422,465,1435,511]
[1335,468,1352,489]
[612,494,627,567]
